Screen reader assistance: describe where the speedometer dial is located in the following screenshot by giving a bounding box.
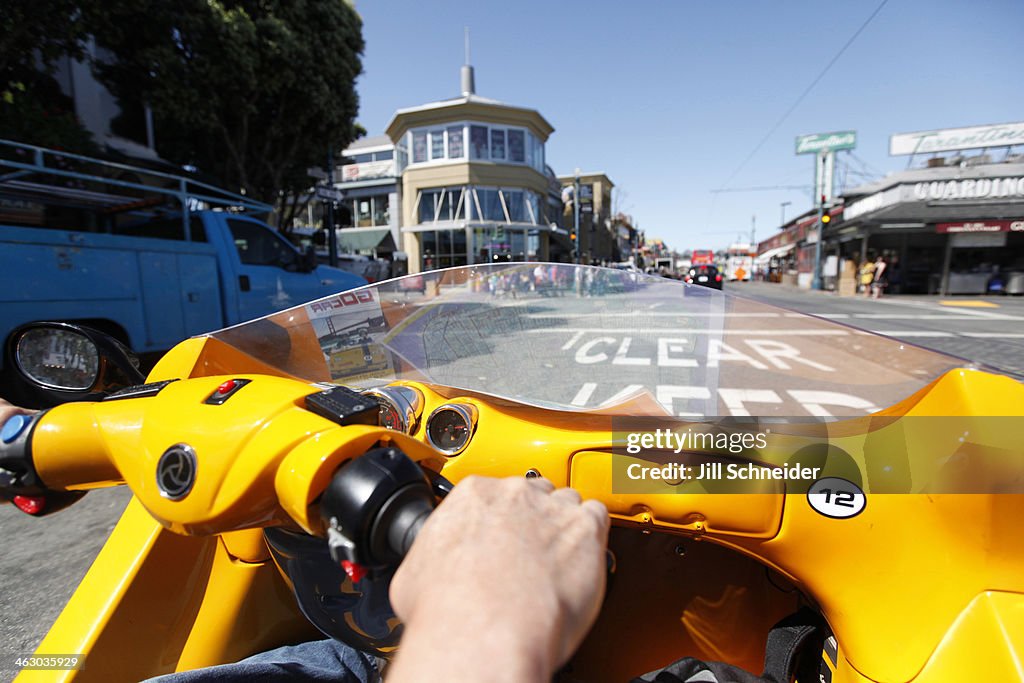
[425,404,478,456]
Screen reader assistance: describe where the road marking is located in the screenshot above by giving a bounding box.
[560,331,584,350]
[850,313,1019,321]
[940,300,999,308]
[960,332,1024,339]
[524,312,781,318]
[867,330,955,337]
[531,328,850,335]
[570,383,597,406]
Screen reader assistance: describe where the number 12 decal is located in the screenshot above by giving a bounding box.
[807,477,867,519]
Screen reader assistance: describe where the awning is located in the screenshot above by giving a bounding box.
[337,227,394,253]
[755,243,795,263]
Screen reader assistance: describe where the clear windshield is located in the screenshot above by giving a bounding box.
[206,264,977,417]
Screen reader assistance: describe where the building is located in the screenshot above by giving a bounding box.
[557,172,619,265]
[759,122,1024,295]
[824,159,1024,294]
[333,134,402,259]
[384,63,560,273]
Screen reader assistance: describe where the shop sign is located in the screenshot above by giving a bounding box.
[846,179,1024,222]
[341,160,395,182]
[796,131,857,155]
[890,121,1024,155]
[937,220,1024,234]
[950,232,1007,248]
[914,177,1024,201]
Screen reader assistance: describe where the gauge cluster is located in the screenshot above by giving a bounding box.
[363,385,478,457]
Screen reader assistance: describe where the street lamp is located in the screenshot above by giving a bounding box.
[573,168,581,265]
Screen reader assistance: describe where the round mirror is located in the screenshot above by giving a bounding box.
[15,327,101,391]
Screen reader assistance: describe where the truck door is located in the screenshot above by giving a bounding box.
[225,218,321,322]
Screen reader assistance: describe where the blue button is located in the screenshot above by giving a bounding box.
[1,414,32,444]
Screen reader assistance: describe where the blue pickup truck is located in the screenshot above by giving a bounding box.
[0,140,365,375]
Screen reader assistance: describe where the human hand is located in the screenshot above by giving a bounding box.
[0,398,33,425]
[387,476,609,682]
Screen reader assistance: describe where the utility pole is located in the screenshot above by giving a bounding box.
[326,147,338,267]
[780,201,791,227]
[573,168,581,265]
[811,150,832,290]
[750,214,756,246]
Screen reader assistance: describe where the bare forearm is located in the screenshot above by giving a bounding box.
[387,599,552,682]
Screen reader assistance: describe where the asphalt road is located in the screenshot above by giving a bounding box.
[0,487,132,682]
[2,276,1021,674]
[724,281,1024,380]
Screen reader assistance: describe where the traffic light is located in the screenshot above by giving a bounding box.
[821,214,831,225]
[571,232,577,241]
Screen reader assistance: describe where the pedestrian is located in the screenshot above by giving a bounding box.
[872,255,888,299]
[859,257,876,298]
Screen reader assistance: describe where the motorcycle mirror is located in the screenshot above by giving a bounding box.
[15,326,101,391]
[7,322,147,406]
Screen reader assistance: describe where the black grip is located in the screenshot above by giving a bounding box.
[320,447,437,569]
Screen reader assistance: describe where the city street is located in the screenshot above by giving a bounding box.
[723,281,1024,380]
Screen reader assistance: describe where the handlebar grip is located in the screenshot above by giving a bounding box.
[320,447,437,571]
[1,410,89,515]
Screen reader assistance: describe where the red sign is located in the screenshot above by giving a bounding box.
[937,219,1024,233]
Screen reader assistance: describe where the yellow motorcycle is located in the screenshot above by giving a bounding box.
[2,263,1022,682]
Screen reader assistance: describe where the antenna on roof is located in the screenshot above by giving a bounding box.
[461,27,476,96]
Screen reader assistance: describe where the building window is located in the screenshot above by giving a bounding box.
[419,187,467,223]
[412,131,427,163]
[421,228,468,271]
[373,194,390,226]
[447,125,464,159]
[430,130,445,160]
[507,130,525,163]
[490,129,505,160]
[470,125,488,160]
[356,199,372,227]
[408,122,544,171]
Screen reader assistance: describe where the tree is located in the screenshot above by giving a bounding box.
[0,0,98,152]
[87,0,364,229]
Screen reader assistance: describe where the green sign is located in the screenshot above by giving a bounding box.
[795,131,857,155]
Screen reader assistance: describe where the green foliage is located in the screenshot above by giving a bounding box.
[88,0,365,227]
[0,0,97,152]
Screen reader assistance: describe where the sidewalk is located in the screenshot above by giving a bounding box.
[731,280,1024,310]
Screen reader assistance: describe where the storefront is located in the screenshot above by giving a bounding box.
[826,165,1024,294]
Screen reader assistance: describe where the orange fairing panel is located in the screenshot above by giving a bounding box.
[569,451,783,538]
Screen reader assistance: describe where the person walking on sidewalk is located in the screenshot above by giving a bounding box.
[872,255,889,299]
[859,257,876,298]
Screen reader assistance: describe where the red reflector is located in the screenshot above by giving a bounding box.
[341,560,368,583]
[13,495,45,515]
[216,380,237,395]
[716,274,722,281]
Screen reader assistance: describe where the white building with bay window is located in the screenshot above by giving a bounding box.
[384,68,560,272]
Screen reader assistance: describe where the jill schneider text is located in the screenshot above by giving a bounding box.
[625,428,768,455]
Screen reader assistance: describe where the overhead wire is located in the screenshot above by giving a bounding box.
[714,0,891,193]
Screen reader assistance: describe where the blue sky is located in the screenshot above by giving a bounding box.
[352,0,1024,250]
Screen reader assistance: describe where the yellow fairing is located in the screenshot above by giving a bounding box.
[18,334,1024,682]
